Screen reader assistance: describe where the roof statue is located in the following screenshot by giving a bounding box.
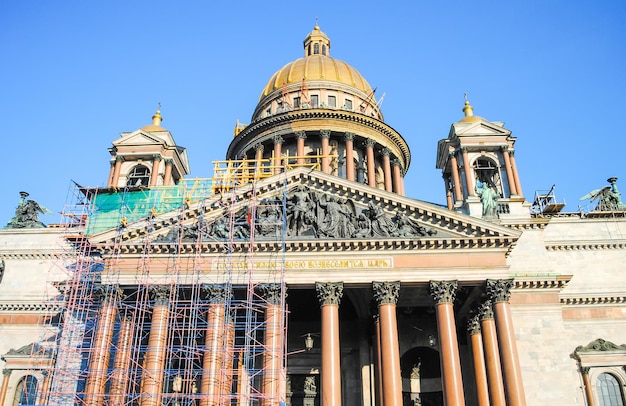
[580,177,626,212]
[5,192,51,229]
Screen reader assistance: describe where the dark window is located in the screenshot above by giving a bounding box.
[328,96,336,108]
[311,95,319,108]
[13,375,38,406]
[322,45,327,55]
[314,43,319,54]
[128,164,151,187]
[293,97,301,109]
[344,99,353,110]
[308,44,311,56]
[598,373,625,406]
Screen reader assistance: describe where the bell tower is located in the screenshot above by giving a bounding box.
[107,108,190,188]
[436,98,530,220]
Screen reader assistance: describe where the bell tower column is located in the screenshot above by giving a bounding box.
[501,147,518,196]
[509,151,523,198]
[150,154,162,186]
[429,280,465,406]
[373,281,402,406]
[316,282,344,406]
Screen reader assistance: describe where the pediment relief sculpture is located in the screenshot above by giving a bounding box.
[158,186,438,242]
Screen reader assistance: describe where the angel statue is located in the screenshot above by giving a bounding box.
[5,192,51,229]
[580,177,626,212]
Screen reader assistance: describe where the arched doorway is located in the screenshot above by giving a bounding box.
[400,347,443,406]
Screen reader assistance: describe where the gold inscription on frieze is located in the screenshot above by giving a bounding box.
[212,258,392,271]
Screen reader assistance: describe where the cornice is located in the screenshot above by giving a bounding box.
[513,275,571,290]
[560,296,626,306]
[0,252,65,260]
[0,302,63,313]
[228,109,411,172]
[95,236,517,256]
[545,240,626,251]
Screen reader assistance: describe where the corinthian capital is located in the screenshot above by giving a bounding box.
[343,132,355,141]
[259,284,283,305]
[201,284,230,302]
[429,280,458,304]
[478,300,494,320]
[373,281,400,305]
[295,130,307,139]
[94,284,123,303]
[363,139,376,148]
[316,282,344,306]
[320,129,331,139]
[467,314,481,335]
[486,279,514,303]
[149,285,171,305]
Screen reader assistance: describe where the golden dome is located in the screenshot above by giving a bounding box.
[259,24,373,99]
[260,55,374,98]
[141,108,167,132]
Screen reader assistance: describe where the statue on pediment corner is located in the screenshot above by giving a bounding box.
[392,210,437,237]
[5,192,51,229]
[580,177,626,212]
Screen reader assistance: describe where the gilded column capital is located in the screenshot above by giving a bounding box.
[478,300,494,320]
[429,280,458,304]
[373,281,400,305]
[363,139,376,148]
[486,279,514,303]
[315,282,344,306]
[467,314,481,335]
[272,135,284,145]
[149,285,171,305]
[2,369,11,376]
[295,130,307,139]
[259,283,283,305]
[201,284,230,303]
[343,132,355,141]
[254,143,265,152]
[320,129,331,139]
[381,147,391,157]
[94,284,123,303]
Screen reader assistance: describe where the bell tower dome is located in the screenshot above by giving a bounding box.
[107,108,190,188]
[436,97,530,220]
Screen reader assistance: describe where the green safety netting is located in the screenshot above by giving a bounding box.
[85,179,215,235]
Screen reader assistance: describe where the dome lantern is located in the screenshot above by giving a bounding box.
[303,23,330,57]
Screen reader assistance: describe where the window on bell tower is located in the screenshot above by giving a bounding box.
[128,165,150,187]
[314,43,320,54]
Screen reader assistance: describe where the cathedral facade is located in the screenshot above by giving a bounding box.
[1,25,625,406]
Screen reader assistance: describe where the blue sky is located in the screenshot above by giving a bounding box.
[1,1,625,226]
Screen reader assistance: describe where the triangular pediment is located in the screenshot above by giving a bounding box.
[451,119,511,138]
[113,129,176,148]
[88,168,520,254]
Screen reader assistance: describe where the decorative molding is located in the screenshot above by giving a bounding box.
[545,240,626,251]
[429,280,458,304]
[373,281,400,305]
[478,300,494,320]
[486,279,513,303]
[571,338,626,362]
[316,282,343,306]
[513,277,571,290]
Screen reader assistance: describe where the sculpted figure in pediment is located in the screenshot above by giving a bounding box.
[317,195,356,238]
[287,186,318,237]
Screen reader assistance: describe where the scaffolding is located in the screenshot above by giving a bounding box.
[33,156,305,405]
